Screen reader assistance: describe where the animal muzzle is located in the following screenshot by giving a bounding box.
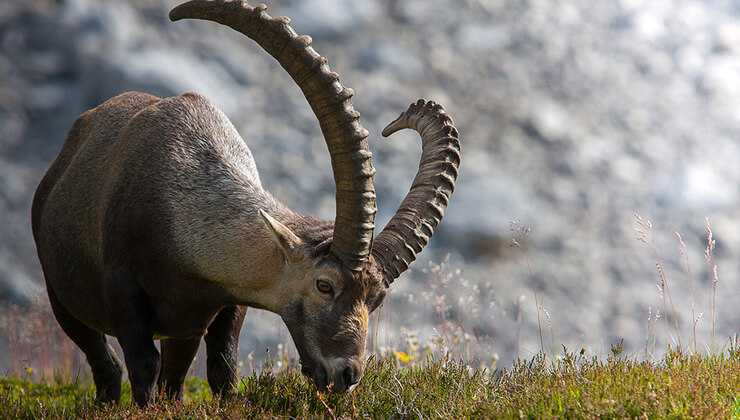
[302,357,364,393]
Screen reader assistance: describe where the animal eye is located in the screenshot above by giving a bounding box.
[316,279,334,295]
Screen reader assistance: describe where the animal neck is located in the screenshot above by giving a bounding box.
[240,210,335,312]
[174,184,333,312]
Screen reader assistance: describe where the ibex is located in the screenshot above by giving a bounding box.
[31,0,460,407]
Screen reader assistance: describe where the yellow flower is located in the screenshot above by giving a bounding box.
[394,351,413,364]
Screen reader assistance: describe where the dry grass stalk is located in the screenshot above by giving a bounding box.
[704,218,719,349]
[645,306,658,359]
[633,213,682,350]
[674,231,699,354]
[534,292,545,355]
[510,220,547,357]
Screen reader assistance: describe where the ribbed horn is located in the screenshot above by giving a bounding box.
[169,0,377,270]
[372,99,460,285]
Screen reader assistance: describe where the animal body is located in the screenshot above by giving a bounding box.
[31,0,460,406]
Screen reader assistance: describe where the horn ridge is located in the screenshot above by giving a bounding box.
[170,0,377,270]
[372,99,461,285]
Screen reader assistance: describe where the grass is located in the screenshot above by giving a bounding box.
[1,218,735,418]
[1,349,739,419]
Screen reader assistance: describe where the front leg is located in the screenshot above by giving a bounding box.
[158,337,201,401]
[204,305,247,397]
[106,271,161,407]
[116,325,161,407]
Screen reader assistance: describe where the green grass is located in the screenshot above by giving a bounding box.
[2,350,739,419]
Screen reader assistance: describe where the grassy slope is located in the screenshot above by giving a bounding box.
[1,351,739,419]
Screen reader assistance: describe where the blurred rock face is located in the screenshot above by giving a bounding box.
[2,0,739,364]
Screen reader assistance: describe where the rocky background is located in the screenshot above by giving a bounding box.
[1,0,739,370]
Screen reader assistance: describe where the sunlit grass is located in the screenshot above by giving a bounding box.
[1,349,739,419]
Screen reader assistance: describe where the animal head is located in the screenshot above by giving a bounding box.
[258,209,386,391]
[170,0,460,392]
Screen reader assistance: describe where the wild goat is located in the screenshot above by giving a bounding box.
[31,0,460,407]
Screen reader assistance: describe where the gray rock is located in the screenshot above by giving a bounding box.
[2,0,740,368]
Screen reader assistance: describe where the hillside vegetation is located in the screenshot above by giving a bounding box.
[2,350,739,419]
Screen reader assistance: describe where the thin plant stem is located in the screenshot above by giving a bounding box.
[704,218,719,351]
[675,232,698,353]
[634,214,682,349]
[534,292,544,354]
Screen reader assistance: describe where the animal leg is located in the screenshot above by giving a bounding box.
[204,305,247,398]
[108,280,161,407]
[47,286,123,403]
[158,337,201,400]
[117,327,160,407]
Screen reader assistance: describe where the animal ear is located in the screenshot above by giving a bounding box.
[259,209,304,261]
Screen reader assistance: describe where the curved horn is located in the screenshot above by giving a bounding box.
[372,99,461,285]
[170,1,376,270]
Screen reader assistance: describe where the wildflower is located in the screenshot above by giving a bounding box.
[394,351,413,364]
